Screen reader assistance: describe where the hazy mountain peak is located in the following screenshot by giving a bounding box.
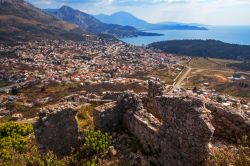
[95,11,207,31]
[112,11,135,16]
[60,5,74,11]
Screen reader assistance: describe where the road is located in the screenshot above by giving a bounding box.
[169,67,192,94]
[167,58,250,94]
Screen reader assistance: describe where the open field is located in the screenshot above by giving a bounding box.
[184,58,250,101]
[189,57,235,71]
[208,58,243,66]
[127,66,181,85]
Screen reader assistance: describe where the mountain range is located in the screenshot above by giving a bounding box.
[44,6,162,38]
[0,0,161,42]
[0,0,208,42]
[95,12,208,31]
[0,0,87,41]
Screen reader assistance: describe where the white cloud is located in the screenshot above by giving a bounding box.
[28,0,250,25]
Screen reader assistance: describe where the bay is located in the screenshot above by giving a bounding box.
[121,26,250,46]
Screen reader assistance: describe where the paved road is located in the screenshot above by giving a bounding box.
[169,67,192,93]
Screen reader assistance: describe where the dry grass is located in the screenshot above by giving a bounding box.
[57,20,79,31]
[209,58,243,66]
[0,15,39,25]
[185,66,250,101]
[77,104,95,130]
[149,67,175,84]
[207,146,250,166]
[190,57,234,71]
[207,136,250,166]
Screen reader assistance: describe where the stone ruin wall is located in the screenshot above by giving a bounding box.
[34,103,79,155]
[93,79,250,165]
[142,79,165,120]
[32,79,250,164]
[94,92,214,166]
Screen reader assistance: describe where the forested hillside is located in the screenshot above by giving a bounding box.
[148,40,250,60]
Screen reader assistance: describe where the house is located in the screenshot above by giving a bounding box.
[11,113,23,121]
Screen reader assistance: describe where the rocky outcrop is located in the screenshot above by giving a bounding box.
[34,103,79,155]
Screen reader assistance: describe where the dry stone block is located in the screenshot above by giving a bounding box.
[34,103,79,155]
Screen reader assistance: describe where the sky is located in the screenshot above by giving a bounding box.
[28,0,250,25]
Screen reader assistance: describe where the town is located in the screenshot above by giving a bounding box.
[0,38,249,122]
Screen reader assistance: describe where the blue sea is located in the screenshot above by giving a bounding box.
[121,26,250,46]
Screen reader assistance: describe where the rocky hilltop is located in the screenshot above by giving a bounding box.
[34,79,250,165]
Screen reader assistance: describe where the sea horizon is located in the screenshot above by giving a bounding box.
[121,26,250,46]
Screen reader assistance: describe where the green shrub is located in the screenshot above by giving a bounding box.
[0,123,114,166]
[83,129,112,156]
[0,122,33,161]
[0,122,33,138]
[71,129,112,166]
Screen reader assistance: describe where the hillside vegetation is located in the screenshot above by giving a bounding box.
[148,40,250,60]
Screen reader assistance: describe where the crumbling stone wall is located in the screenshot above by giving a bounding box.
[148,79,164,98]
[143,79,165,119]
[94,90,214,165]
[34,103,79,155]
[102,91,123,101]
[155,96,214,166]
[93,79,250,165]
[206,102,250,142]
[93,102,121,131]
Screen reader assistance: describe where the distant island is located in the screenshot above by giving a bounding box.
[148,40,250,60]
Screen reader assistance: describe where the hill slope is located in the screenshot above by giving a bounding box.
[148,40,250,60]
[45,6,162,38]
[0,0,88,41]
[95,11,207,31]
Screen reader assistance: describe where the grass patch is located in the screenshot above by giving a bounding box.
[77,104,95,130]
